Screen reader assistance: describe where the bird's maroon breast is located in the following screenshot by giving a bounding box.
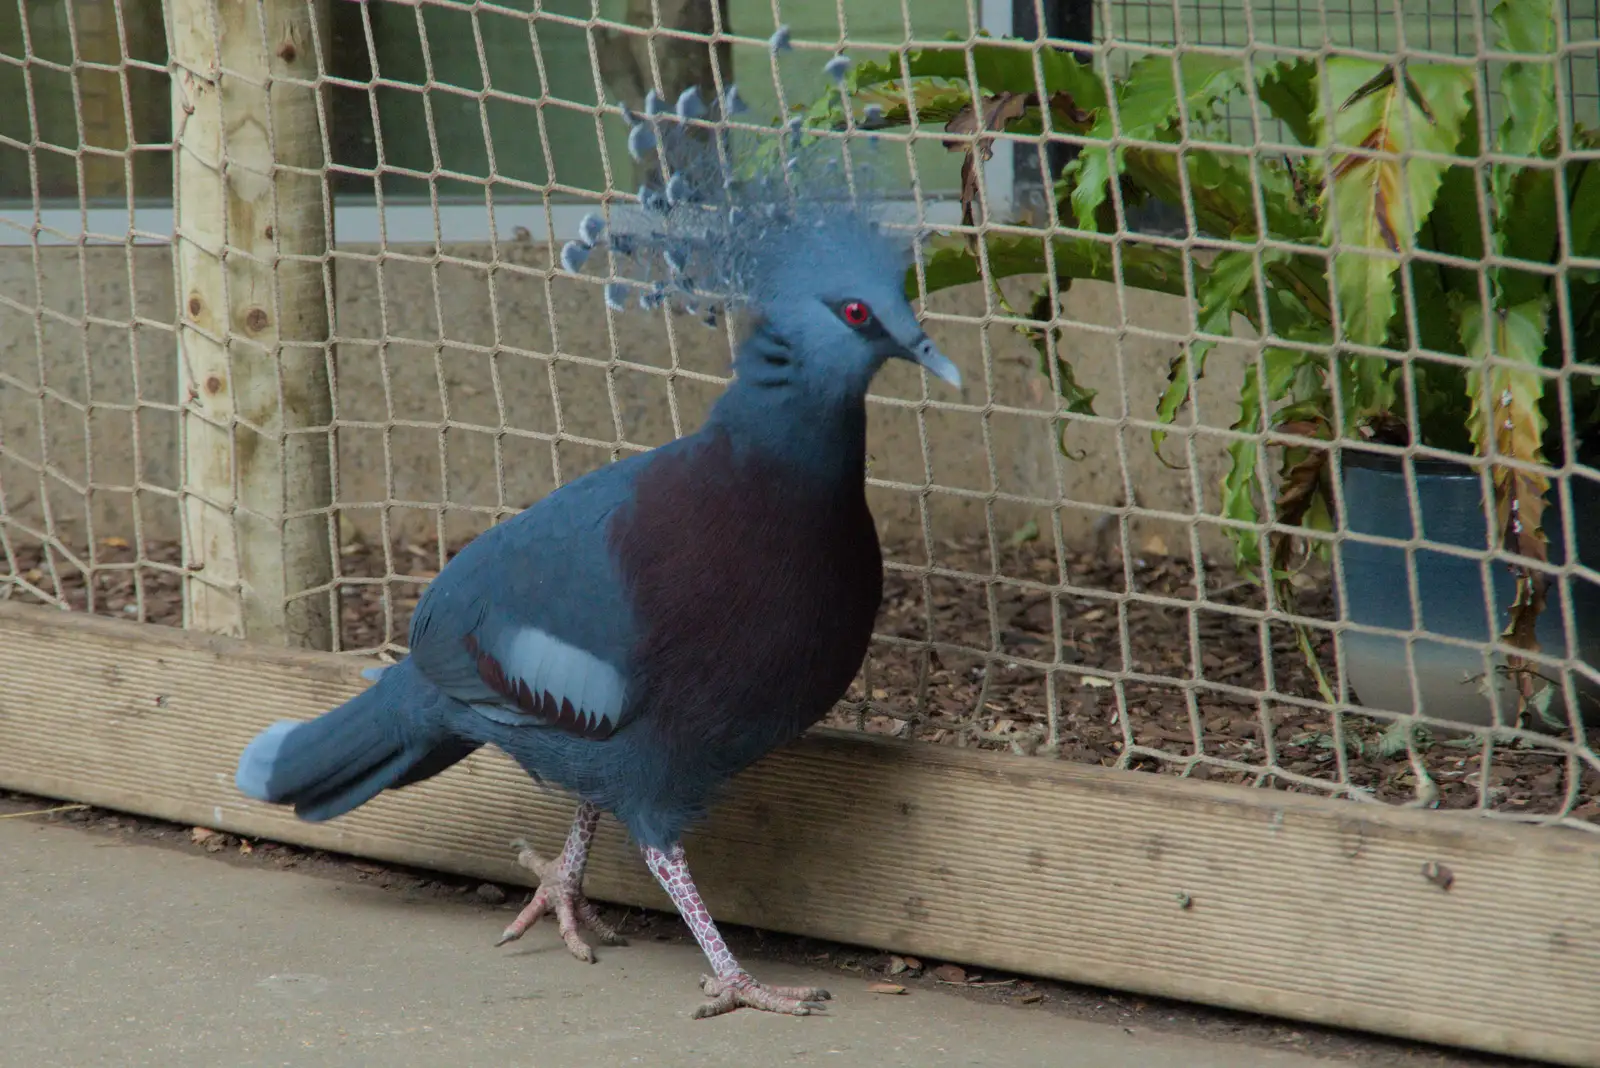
[607,428,883,738]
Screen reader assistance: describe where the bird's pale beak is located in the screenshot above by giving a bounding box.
[901,334,963,390]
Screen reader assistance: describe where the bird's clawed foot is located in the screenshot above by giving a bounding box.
[692,972,832,1019]
[494,837,627,962]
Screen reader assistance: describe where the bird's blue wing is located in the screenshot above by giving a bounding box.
[404,450,659,741]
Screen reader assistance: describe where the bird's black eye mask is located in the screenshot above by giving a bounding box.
[825,298,891,343]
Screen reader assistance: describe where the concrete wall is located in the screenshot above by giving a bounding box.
[0,242,1251,559]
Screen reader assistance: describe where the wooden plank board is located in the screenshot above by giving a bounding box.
[1,599,1597,1066]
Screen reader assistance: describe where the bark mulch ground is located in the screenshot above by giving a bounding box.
[6,530,1597,824]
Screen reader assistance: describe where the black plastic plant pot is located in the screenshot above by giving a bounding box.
[1335,449,1600,728]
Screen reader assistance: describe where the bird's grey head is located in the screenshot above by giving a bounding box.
[732,211,961,399]
[559,49,961,400]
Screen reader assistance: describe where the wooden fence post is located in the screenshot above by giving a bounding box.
[169,0,335,650]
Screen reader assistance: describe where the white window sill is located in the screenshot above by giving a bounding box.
[0,197,975,249]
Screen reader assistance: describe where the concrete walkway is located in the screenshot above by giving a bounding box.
[0,816,1343,1068]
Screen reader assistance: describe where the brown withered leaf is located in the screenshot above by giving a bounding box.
[1273,418,1328,443]
[1047,90,1093,127]
[1497,435,1551,670]
[945,92,1031,233]
[1359,410,1411,446]
[868,982,909,995]
[943,91,1031,151]
[1268,417,1333,575]
[1272,453,1328,550]
[941,90,1092,235]
[1420,860,1455,891]
[1500,521,1550,724]
[1329,128,1405,253]
[1463,300,1552,718]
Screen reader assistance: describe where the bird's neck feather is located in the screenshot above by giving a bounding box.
[706,328,870,487]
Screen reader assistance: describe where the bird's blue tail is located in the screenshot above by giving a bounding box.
[234,660,479,822]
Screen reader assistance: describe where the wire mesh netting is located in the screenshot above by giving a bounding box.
[1,0,1598,828]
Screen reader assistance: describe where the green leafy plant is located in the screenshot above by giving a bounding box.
[799,0,1600,713]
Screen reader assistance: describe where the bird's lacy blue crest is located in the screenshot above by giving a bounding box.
[558,49,923,328]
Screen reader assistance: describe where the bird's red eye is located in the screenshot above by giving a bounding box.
[841,300,872,327]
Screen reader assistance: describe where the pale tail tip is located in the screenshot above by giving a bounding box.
[235,720,300,802]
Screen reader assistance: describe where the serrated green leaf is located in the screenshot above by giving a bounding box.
[1154,250,1264,455]
[1336,352,1399,430]
[1221,440,1265,571]
[1491,0,1559,162]
[1185,147,1318,241]
[1403,245,1469,360]
[1046,350,1099,421]
[842,39,1103,107]
[1125,53,1250,134]
[1221,338,1325,570]
[1071,138,1321,272]
[836,79,975,128]
[1023,288,1100,447]
[915,232,1192,298]
[1408,356,1475,452]
[1416,97,1485,311]
[1319,58,1475,353]
[1068,146,1116,230]
[1501,165,1561,306]
[1419,163,1486,301]
[1564,129,1600,259]
[1488,0,1560,323]
[1068,53,1251,230]
[1256,58,1318,147]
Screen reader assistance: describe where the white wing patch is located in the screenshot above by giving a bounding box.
[467,625,628,737]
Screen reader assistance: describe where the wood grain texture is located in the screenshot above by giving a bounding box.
[1,601,1597,1066]
[169,0,335,648]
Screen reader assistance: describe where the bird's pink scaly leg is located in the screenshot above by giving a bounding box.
[496,801,626,962]
[643,843,830,1019]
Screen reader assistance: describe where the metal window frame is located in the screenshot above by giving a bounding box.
[1007,0,1094,198]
